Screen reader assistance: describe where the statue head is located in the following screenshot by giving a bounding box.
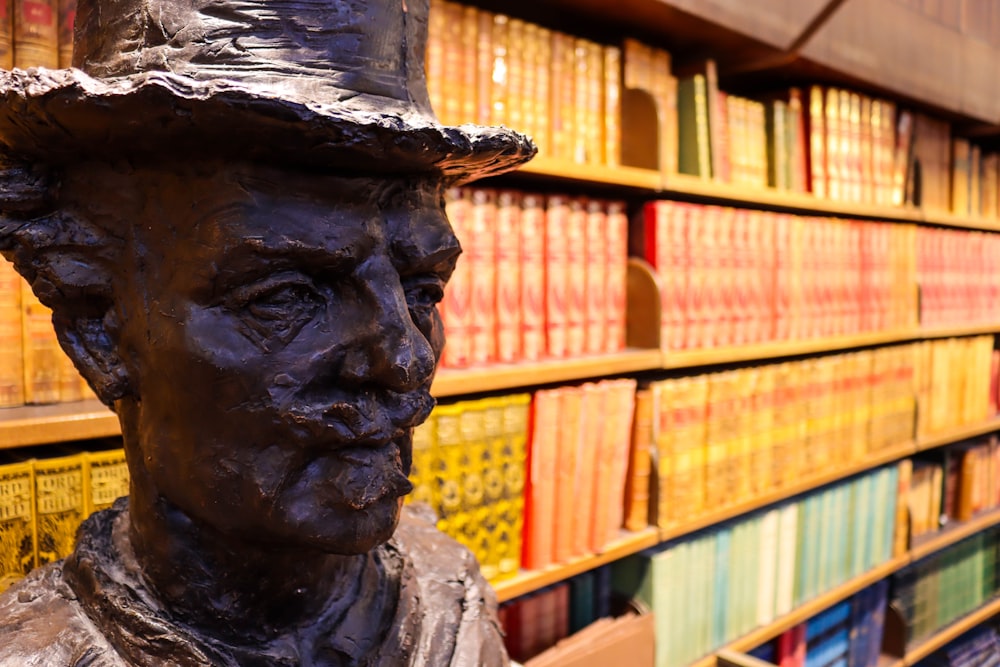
[0,0,534,556]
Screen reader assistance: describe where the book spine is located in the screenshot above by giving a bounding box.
[0,460,36,592]
[603,45,621,167]
[469,189,498,366]
[565,197,587,357]
[21,279,61,405]
[605,201,628,353]
[14,0,57,67]
[56,0,72,67]
[440,188,472,368]
[83,448,129,515]
[494,190,522,364]
[498,394,530,579]
[0,260,24,407]
[0,0,12,68]
[519,193,546,362]
[33,453,86,567]
[584,199,608,354]
[553,387,582,563]
[544,195,570,359]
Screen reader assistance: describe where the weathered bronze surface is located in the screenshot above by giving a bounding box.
[0,0,534,664]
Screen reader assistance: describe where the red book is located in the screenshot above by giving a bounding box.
[523,389,559,570]
[685,204,707,350]
[469,188,498,365]
[544,195,570,358]
[584,199,608,354]
[553,386,582,563]
[772,214,792,341]
[730,208,749,346]
[565,197,588,357]
[520,193,547,362]
[494,190,522,364]
[643,200,672,348]
[605,201,628,353]
[440,188,472,368]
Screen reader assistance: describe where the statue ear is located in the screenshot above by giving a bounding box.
[52,309,130,405]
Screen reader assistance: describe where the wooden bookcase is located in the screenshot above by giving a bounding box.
[4,1,1000,665]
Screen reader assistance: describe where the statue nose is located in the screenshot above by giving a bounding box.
[340,284,436,393]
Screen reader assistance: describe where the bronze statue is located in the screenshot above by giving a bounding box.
[0,0,535,664]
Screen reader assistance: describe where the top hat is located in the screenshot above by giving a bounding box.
[0,0,535,183]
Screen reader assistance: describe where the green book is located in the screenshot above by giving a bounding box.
[677,74,712,178]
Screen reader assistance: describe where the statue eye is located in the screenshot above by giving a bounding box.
[403,275,444,317]
[227,274,323,349]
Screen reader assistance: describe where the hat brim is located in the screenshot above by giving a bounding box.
[0,68,536,185]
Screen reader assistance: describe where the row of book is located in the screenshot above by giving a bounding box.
[917,624,1000,667]
[643,202,919,350]
[440,189,627,369]
[630,344,919,532]
[499,566,616,663]
[0,441,128,592]
[902,437,1000,542]
[0,0,75,70]
[891,528,1000,649]
[613,466,900,667]
[426,0,620,167]
[1,260,98,408]
[748,581,890,667]
[914,336,998,438]
[916,228,1000,328]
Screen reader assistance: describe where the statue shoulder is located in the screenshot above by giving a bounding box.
[393,504,509,667]
[0,563,124,667]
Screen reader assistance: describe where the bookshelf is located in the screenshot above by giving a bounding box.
[4,1,1000,665]
[688,507,1000,667]
[493,527,660,602]
[888,596,1000,666]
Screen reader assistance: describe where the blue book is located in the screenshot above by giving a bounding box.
[713,527,732,649]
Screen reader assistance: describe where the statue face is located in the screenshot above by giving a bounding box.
[97,163,458,554]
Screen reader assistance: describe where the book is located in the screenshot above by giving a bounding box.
[0,0,11,68]
[0,458,36,591]
[32,451,86,567]
[82,447,129,515]
[14,0,58,68]
[20,280,61,405]
[0,263,24,407]
[624,388,653,532]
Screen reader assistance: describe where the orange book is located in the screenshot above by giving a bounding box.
[603,45,622,167]
[474,8,494,125]
[824,88,842,201]
[437,0,462,126]
[649,382,672,529]
[806,86,827,198]
[549,31,575,162]
[14,0,57,68]
[572,382,602,556]
[488,13,510,127]
[468,188,498,365]
[544,195,570,358]
[495,190,522,364]
[520,193,546,362]
[21,279,60,404]
[505,18,526,134]
[0,259,24,407]
[584,199,607,355]
[565,197,587,357]
[440,188,472,368]
[523,389,559,570]
[604,379,637,544]
[553,387,582,563]
[55,0,72,67]
[518,22,539,152]
[531,26,552,158]
[625,388,659,531]
[584,40,604,165]
[425,0,446,121]
[458,5,478,125]
[56,347,82,403]
[0,0,12,68]
[605,201,628,353]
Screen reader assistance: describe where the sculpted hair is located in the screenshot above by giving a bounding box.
[0,160,128,404]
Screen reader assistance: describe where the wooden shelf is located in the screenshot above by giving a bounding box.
[660,442,915,544]
[916,416,1000,453]
[895,596,1000,665]
[516,156,662,191]
[909,507,1000,564]
[663,174,925,223]
[662,324,1000,371]
[492,527,660,603]
[662,331,915,370]
[0,400,119,450]
[687,557,911,667]
[922,211,1000,233]
[432,348,662,397]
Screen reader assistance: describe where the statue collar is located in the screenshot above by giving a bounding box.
[62,500,418,667]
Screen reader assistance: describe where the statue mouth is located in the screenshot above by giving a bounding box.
[331,437,414,510]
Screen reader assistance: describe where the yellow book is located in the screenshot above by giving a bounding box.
[476,397,507,581]
[748,366,775,498]
[497,393,530,580]
[33,452,86,567]
[21,279,61,405]
[649,381,673,530]
[0,259,24,407]
[457,399,489,568]
[14,0,58,68]
[0,459,36,592]
[83,448,129,515]
[408,416,437,509]
[602,45,622,167]
[431,403,464,538]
